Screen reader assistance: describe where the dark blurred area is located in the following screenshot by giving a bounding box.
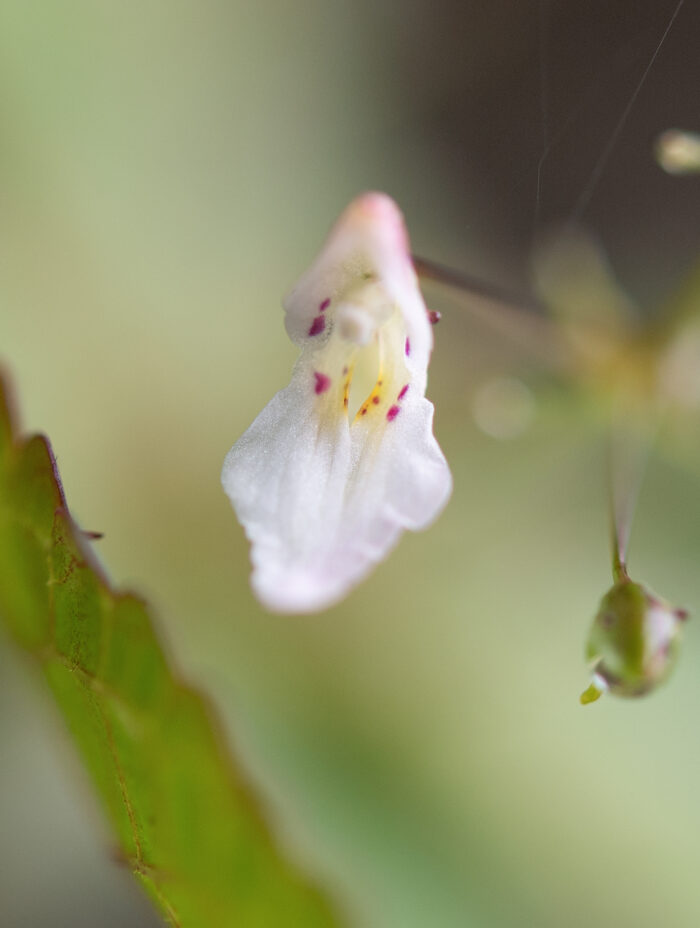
[365,0,699,303]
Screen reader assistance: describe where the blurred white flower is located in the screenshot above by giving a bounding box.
[654,129,700,175]
[222,193,452,613]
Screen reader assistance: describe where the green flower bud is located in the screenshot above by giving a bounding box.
[581,579,688,703]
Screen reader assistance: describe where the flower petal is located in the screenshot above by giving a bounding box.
[222,193,452,613]
[340,390,452,587]
[283,193,433,381]
[222,352,354,613]
[223,375,450,613]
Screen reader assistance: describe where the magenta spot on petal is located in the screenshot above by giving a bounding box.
[319,297,331,312]
[387,405,400,422]
[405,337,411,356]
[398,384,409,400]
[314,372,331,395]
[372,396,380,405]
[308,315,326,337]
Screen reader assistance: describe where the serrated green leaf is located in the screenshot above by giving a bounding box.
[0,369,341,928]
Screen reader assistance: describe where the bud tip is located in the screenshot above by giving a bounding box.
[580,682,603,706]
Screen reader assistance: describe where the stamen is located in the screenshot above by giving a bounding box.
[336,303,375,345]
[335,280,393,346]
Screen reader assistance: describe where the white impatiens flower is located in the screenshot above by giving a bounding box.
[222,193,452,613]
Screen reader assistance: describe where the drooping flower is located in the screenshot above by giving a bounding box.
[222,193,452,613]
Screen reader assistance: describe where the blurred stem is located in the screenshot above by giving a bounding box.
[610,505,629,583]
[608,405,657,584]
[413,256,544,315]
[413,255,571,370]
[609,424,630,583]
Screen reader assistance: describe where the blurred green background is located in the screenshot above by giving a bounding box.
[2,1,700,926]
